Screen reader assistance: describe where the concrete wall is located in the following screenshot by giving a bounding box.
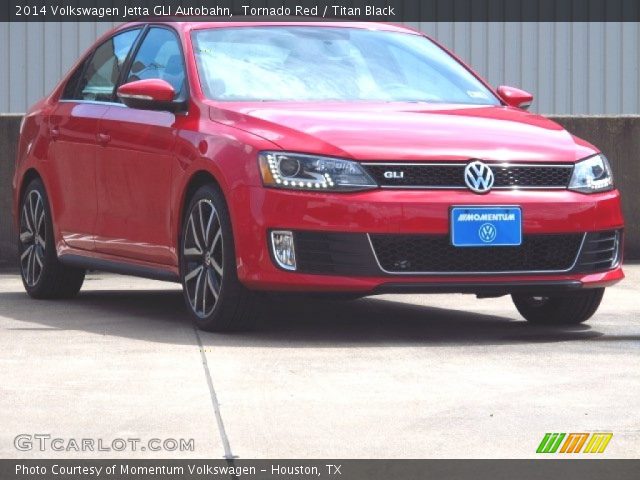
[0,114,638,267]
[2,20,640,115]
[0,115,20,268]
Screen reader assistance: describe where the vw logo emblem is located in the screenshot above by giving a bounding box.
[478,223,497,243]
[464,160,495,193]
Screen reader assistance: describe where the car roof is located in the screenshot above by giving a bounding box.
[114,20,421,36]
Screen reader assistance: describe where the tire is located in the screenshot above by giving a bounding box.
[180,184,259,331]
[18,178,85,299]
[512,288,605,325]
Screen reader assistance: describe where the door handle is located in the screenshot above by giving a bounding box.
[49,127,60,140]
[97,132,111,145]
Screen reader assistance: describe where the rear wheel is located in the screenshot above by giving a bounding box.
[512,288,605,325]
[18,178,85,299]
[180,184,259,331]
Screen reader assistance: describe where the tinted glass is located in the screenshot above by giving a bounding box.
[125,28,186,97]
[74,28,140,102]
[192,27,499,105]
[61,58,88,100]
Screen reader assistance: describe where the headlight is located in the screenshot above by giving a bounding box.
[568,154,614,193]
[259,152,377,192]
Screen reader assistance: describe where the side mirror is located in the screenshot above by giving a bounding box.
[496,85,533,110]
[117,79,184,112]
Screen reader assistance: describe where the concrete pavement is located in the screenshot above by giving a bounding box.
[0,267,639,459]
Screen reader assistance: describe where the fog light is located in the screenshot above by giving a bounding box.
[271,231,296,271]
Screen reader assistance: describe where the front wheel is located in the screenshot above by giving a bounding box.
[180,184,259,331]
[512,288,605,325]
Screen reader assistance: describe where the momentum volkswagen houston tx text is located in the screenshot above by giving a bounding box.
[13,22,624,331]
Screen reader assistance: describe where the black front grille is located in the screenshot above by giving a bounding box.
[288,230,620,276]
[574,230,622,273]
[369,234,584,273]
[493,165,573,187]
[363,163,573,189]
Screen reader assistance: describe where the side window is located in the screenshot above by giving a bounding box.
[61,58,89,100]
[73,28,141,102]
[125,28,186,98]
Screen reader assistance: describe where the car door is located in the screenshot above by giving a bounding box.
[94,26,187,265]
[47,28,141,251]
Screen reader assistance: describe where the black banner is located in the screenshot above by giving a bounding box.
[2,0,640,22]
[2,460,640,480]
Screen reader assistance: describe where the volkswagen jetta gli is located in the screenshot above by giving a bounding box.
[13,21,624,331]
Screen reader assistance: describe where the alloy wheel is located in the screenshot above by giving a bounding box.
[183,199,223,318]
[19,190,46,287]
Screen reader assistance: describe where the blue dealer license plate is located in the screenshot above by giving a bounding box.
[451,206,522,247]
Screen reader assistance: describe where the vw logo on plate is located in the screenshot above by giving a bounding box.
[478,223,497,243]
[464,160,495,193]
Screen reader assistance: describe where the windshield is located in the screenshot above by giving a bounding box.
[191,26,500,104]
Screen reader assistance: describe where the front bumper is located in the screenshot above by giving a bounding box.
[231,186,624,294]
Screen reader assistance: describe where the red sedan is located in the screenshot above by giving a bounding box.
[13,21,623,331]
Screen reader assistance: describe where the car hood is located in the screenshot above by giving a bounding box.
[208,103,596,162]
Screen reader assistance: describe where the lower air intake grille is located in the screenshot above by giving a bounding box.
[293,231,380,276]
[369,233,584,273]
[288,230,620,276]
[574,230,622,273]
